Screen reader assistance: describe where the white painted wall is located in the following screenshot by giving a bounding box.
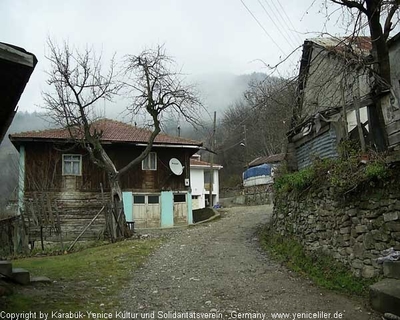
[190,168,206,209]
[190,169,204,196]
[190,166,220,209]
[212,170,220,205]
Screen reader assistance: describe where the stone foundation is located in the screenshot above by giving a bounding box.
[272,187,400,278]
[244,184,273,205]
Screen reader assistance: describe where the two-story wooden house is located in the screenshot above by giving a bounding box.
[9,119,203,241]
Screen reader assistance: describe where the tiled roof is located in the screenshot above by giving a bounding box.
[190,159,222,168]
[10,119,202,146]
[248,153,285,168]
[307,36,372,55]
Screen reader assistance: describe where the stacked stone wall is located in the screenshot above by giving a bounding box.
[244,184,273,205]
[272,187,400,278]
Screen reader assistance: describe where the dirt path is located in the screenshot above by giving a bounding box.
[120,205,380,320]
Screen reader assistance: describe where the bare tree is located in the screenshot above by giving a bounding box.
[43,40,202,240]
[217,76,294,187]
[121,45,203,174]
[329,0,399,84]
[326,0,400,149]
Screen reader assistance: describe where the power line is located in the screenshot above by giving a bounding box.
[257,0,298,51]
[277,0,305,43]
[240,0,287,56]
[268,0,303,45]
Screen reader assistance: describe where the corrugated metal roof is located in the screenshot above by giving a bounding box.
[296,127,338,170]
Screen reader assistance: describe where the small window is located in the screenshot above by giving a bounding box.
[142,152,157,170]
[174,194,186,203]
[148,195,159,204]
[204,170,211,183]
[134,195,145,204]
[62,154,82,176]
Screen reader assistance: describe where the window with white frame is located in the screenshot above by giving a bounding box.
[62,154,82,176]
[142,152,157,170]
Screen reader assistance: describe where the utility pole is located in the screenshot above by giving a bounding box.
[209,111,216,208]
[243,124,249,169]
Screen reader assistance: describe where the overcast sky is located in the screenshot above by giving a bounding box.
[2,0,350,115]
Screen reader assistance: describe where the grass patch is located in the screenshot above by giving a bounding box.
[1,238,163,313]
[260,228,377,296]
[274,148,392,197]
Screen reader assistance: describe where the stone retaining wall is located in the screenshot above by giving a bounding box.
[272,187,400,278]
[244,184,274,205]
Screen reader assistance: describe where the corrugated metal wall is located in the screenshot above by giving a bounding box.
[296,127,338,169]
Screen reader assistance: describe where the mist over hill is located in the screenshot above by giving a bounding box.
[162,72,268,139]
[193,72,267,118]
[5,72,268,141]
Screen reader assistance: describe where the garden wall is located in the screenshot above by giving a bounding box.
[272,186,400,278]
[244,184,274,205]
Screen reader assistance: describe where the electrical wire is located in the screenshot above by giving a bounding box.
[269,0,304,44]
[257,0,298,51]
[240,0,287,56]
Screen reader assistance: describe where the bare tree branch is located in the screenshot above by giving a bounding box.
[330,0,368,14]
[384,1,400,39]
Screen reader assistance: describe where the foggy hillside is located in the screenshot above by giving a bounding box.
[193,72,267,117]
[162,72,268,140]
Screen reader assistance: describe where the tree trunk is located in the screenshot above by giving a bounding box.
[109,175,130,239]
[92,145,130,241]
[366,0,390,150]
[366,0,391,86]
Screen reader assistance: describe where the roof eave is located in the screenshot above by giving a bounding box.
[9,136,203,149]
[190,164,223,169]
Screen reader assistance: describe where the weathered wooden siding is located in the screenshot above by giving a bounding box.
[301,44,371,119]
[0,215,28,255]
[384,36,400,150]
[116,146,190,192]
[24,191,106,242]
[24,142,192,193]
[22,141,194,240]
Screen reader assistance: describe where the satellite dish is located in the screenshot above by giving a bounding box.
[169,158,183,175]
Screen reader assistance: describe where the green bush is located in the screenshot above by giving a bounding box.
[365,161,389,180]
[275,166,315,193]
[275,152,391,196]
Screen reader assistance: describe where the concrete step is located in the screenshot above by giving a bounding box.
[30,276,51,284]
[384,261,400,280]
[370,279,400,316]
[0,261,12,277]
[11,268,30,285]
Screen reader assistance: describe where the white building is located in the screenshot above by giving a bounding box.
[190,154,223,209]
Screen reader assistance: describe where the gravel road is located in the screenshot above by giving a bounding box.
[120,205,380,320]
